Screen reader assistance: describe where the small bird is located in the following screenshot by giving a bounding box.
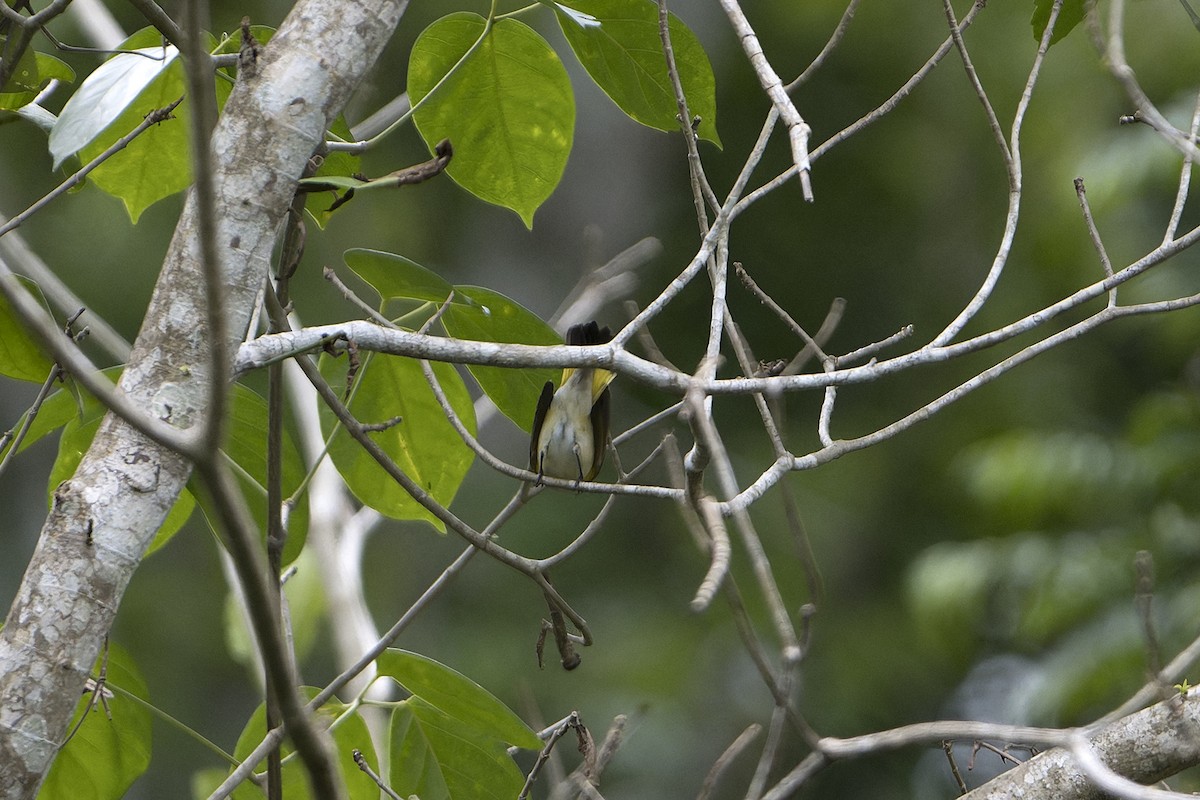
[530,321,614,484]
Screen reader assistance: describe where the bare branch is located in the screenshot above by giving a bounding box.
[717,0,814,200]
[1100,0,1200,162]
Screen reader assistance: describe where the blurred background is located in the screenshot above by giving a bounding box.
[3,0,1200,797]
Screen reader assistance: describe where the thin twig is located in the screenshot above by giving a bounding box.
[657,0,720,225]
[717,0,814,201]
[210,541,483,799]
[613,401,682,447]
[126,0,185,48]
[697,724,761,800]
[787,0,862,90]
[0,262,193,455]
[690,496,731,612]
[943,741,968,794]
[0,357,64,479]
[521,712,588,799]
[0,98,183,239]
[747,663,796,798]
[0,222,132,361]
[931,0,1060,346]
[1101,0,1200,161]
[1163,86,1200,246]
[0,0,71,91]
[1101,627,1200,722]
[785,297,846,375]
[726,284,1200,513]
[352,749,402,800]
[181,0,230,460]
[622,301,679,372]
[734,1,988,216]
[942,0,1013,167]
[1133,551,1166,698]
[196,455,342,800]
[1074,176,1116,307]
[734,262,831,365]
[833,324,913,368]
[683,380,800,657]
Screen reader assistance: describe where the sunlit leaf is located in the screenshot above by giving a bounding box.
[556,0,720,145]
[38,642,152,800]
[442,286,560,432]
[408,13,574,228]
[388,698,528,800]
[317,352,475,530]
[49,33,179,167]
[0,367,122,462]
[388,704,451,800]
[303,115,360,228]
[229,688,378,800]
[50,28,230,221]
[1031,0,1085,46]
[0,275,55,382]
[378,649,542,750]
[343,248,454,307]
[0,50,74,111]
[34,51,75,85]
[0,35,40,109]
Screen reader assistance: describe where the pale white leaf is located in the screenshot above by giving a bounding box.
[48,46,177,169]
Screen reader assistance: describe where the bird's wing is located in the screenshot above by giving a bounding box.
[530,380,555,472]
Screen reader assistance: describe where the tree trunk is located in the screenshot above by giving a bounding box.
[0,2,409,795]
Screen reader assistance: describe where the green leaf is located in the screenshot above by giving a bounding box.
[388,704,451,800]
[224,549,326,670]
[388,698,528,800]
[189,768,228,800]
[49,30,179,167]
[50,28,229,221]
[1031,0,1085,46]
[0,50,74,111]
[297,175,370,191]
[146,482,196,555]
[557,0,720,146]
[191,385,310,564]
[0,275,55,382]
[317,352,475,530]
[304,115,361,229]
[211,24,275,57]
[441,286,560,432]
[47,412,195,554]
[408,13,574,228]
[38,642,152,800]
[0,367,121,461]
[47,415,102,500]
[230,688,379,800]
[343,248,454,306]
[34,51,75,85]
[378,649,542,750]
[0,35,40,109]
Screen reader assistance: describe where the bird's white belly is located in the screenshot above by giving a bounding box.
[539,413,594,480]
